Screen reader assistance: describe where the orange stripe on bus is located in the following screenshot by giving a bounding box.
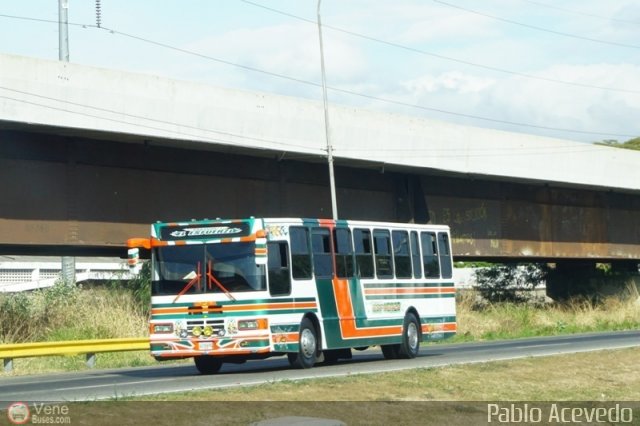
[151,301,316,315]
[151,307,189,315]
[332,278,403,338]
[421,323,457,333]
[272,332,299,343]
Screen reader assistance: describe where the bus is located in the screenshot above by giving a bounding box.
[127,217,456,374]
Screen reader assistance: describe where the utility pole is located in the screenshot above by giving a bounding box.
[59,0,74,284]
[317,0,338,220]
[58,0,69,61]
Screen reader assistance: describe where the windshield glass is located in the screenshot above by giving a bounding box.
[152,243,266,296]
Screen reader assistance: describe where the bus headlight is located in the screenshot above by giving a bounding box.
[238,319,268,330]
[153,323,174,334]
[192,326,202,337]
[203,326,213,337]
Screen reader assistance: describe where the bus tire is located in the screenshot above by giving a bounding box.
[194,356,223,374]
[398,312,421,359]
[288,318,318,369]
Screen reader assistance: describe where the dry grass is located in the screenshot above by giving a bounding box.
[455,290,640,341]
[0,284,158,376]
[1,285,638,376]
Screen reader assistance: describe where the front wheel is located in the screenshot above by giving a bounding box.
[288,318,318,369]
[398,313,421,359]
[194,356,223,374]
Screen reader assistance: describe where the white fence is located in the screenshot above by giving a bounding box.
[0,256,137,292]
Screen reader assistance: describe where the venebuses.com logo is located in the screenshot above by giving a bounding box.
[6,402,30,425]
[6,402,71,425]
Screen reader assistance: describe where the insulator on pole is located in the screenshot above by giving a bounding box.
[95,0,102,28]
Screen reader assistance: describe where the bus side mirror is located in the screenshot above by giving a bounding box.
[128,248,140,269]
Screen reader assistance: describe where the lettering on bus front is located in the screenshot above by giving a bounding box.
[160,223,251,241]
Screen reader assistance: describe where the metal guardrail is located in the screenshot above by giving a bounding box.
[0,337,149,372]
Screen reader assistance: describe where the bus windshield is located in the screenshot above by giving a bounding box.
[152,243,266,296]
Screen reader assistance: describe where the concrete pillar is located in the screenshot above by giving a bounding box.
[61,256,75,284]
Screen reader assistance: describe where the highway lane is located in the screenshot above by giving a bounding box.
[1,331,638,402]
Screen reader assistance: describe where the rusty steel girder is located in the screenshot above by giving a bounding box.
[1,130,639,260]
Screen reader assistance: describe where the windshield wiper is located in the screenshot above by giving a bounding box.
[207,259,236,301]
[172,262,201,303]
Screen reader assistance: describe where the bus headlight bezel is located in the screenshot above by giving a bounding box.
[153,323,174,334]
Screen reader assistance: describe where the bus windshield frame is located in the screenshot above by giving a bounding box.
[152,242,266,296]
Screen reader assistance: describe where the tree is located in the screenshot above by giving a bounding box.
[474,263,547,303]
[594,137,640,151]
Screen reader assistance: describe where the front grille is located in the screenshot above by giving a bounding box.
[185,319,225,338]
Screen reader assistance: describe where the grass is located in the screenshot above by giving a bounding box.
[452,290,640,342]
[129,347,640,401]
[49,348,632,426]
[0,283,639,376]
[1,286,639,425]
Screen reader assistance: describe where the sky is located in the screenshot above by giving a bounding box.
[1,0,639,143]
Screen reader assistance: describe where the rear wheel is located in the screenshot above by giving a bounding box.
[194,356,223,375]
[288,318,318,369]
[398,313,421,359]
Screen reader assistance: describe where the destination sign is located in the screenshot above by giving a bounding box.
[160,223,251,241]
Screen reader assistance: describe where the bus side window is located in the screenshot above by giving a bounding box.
[438,232,453,279]
[290,227,312,279]
[353,228,374,278]
[312,228,334,278]
[410,231,422,278]
[334,228,354,278]
[421,232,440,278]
[373,229,394,279]
[392,230,412,279]
[267,242,291,296]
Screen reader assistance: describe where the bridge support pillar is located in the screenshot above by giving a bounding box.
[61,256,75,284]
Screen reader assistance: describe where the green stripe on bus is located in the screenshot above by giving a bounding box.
[363,282,455,288]
[270,324,300,333]
[365,294,456,300]
[421,316,456,323]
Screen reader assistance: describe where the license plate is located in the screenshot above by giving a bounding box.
[199,342,213,351]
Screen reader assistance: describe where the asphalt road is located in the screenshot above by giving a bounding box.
[1,331,638,402]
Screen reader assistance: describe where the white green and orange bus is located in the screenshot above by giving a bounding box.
[127,217,456,374]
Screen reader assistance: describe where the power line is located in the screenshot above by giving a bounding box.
[0,86,322,153]
[520,0,640,26]
[434,0,640,49]
[362,146,607,159]
[327,86,638,138]
[5,7,639,97]
[237,0,640,95]
[0,13,638,138]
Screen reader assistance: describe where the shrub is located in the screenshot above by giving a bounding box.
[474,263,547,304]
[0,281,79,343]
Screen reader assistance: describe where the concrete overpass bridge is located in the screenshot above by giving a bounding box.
[1,53,640,273]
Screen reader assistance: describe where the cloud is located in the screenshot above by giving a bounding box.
[403,71,496,94]
[185,22,368,87]
[452,63,640,141]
